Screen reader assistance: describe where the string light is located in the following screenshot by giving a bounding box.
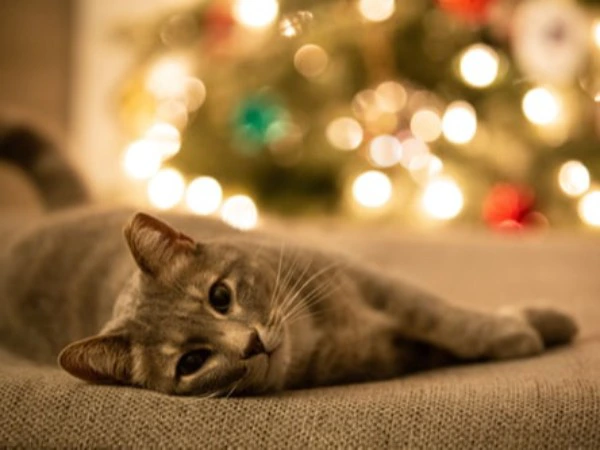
[375,81,407,113]
[409,154,444,185]
[352,170,392,208]
[146,57,190,99]
[578,190,600,227]
[368,135,403,167]
[221,195,259,230]
[122,140,163,180]
[144,122,181,158]
[182,77,207,111]
[186,176,223,215]
[522,87,561,126]
[233,0,279,29]
[593,20,600,48]
[326,117,363,150]
[410,109,442,142]
[459,44,499,88]
[358,0,395,22]
[422,177,464,220]
[442,101,477,144]
[294,44,329,78]
[399,137,430,168]
[147,168,185,210]
[558,161,590,197]
[279,11,313,38]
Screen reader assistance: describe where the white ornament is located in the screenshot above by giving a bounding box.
[512,0,589,85]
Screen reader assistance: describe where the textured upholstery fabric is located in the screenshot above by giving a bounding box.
[1,229,599,448]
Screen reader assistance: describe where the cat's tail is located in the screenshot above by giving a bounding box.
[0,121,89,210]
[521,307,579,347]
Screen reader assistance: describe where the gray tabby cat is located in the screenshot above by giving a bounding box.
[0,124,578,397]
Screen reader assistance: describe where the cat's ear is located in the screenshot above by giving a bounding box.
[58,334,132,384]
[124,212,196,279]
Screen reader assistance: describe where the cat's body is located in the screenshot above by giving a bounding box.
[0,207,577,396]
[0,121,578,397]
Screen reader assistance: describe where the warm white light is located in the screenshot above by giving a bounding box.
[352,170,392,208]
[442,101,477,144]
[144,122,181,158]
[409,154,443,176]
[358,0,395,22]
[368,135,403,167]
[156,99,189,130]
[559,160,590,197]
[147,168,185,210]
[579,190,600,227]
[593,20,600,48]
[326,117,363,150]
[186,177,223,215]
[294,44,329,78]
[399,137,430,168]
[182,77,207,111]
[221,195,259,230]
[375,81,407,113]
[459,44,499,88]
[522,87,561,125]
[279,11,313,38]
[122,140,162,180]
[233,0,279,29]
[410,109,442,142]
[422,177,464,220]
[146,57,190,99]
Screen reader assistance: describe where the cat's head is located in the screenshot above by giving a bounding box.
[58,213,292,396]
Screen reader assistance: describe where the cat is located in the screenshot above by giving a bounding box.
[0,122,578,397]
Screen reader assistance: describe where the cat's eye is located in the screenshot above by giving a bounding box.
[209,282,232,314]
[176,349,211,377]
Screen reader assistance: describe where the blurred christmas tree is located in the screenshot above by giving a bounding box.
[118,0,600,231]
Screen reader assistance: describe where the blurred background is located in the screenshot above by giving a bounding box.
[2,0,600,232]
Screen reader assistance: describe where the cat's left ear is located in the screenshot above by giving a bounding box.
[124,212,197,279]
[58,334,133,385]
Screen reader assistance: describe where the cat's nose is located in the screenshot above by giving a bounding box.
[241,330,266,359]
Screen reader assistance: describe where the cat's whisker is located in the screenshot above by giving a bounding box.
[278,262,340,324]
[268,242,285,318]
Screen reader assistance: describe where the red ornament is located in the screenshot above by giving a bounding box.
[436,0,495,23]
[482,183,545,231]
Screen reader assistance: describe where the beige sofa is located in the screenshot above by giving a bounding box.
[1,224,599,448]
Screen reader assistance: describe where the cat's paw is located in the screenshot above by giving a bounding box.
[486,313,544,360]
[520,306,578,347]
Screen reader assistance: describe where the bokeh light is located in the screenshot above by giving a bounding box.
[442,101,477,144]
[578,190,600,227]
[410,109,442,142]
[182,77,207,111]
[593,20,600,48]
[326,117,363,150]
[186,176,223,215]
[558,160,590,197]
[122,140,163,180]
[221,195,259,230]
[144,122,181,158]
[279,11,313,38]
[147,168,186,210]
[375,81,407,113]
[368,135,403,167]
[422,177,464,220]
[233,0,279,28]
[146,57,190,99]
[358,0,395,22]
[352,170,392,208]
[459,44,499,88]
[294,44,329,78]
[522,87,561,125]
